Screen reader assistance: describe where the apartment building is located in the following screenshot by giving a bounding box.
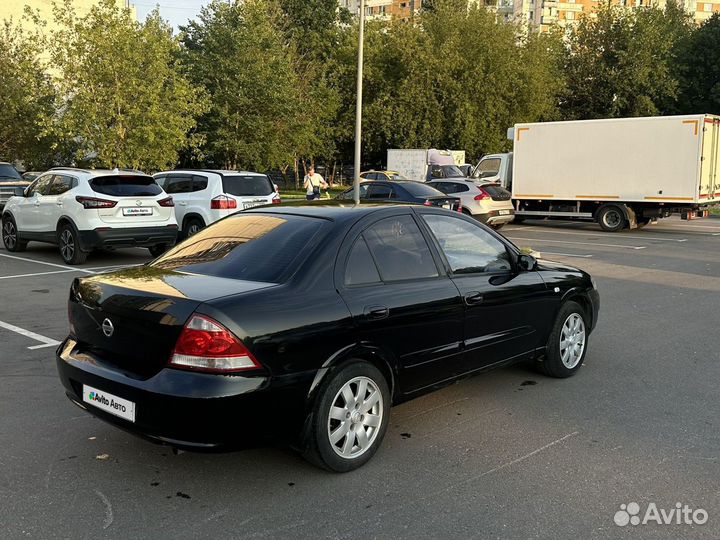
[480,0,719,31]
[1,0,136,30]
[341,0,422,21]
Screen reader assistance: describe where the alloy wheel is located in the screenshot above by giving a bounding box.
[60,229,75,261]
[327,376,384,459]
[187,223,200,236]
[559,313,586,369]
[2,220,16,250]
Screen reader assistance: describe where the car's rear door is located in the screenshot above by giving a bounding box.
[162,174,194,227]
[336,209,465,395]
[37,174,76,234]
[417,209,552,371]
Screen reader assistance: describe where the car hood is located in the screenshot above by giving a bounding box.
[536,259,582,273]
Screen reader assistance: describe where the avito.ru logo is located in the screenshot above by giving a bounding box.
[614,502,708,527]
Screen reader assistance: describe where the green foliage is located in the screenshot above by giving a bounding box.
[0,20,56,168]
[675,14,720,114]
[561,2,693,120]
[46,0,206,170]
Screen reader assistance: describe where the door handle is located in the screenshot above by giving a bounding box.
[363,305,389,320]
[56,201,63,206]
[179,202,187,206]
[463,291,484,305]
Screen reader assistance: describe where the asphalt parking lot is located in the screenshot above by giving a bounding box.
[1,216,719,539]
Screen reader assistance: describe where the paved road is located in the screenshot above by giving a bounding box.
[0,217,718,539]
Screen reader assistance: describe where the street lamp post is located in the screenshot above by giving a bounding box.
[353,0,366,205]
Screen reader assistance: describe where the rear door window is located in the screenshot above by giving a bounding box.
[192,175,209,191]
[366,184,393,199]
[48,175,75,195]
[164,175,193,194]
[362,215,439,281]
[344,237,381,286]
[222,175,273,197]
[151,213,325,282]
[90,175,162,197]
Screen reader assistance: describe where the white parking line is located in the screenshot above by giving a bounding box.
[0,320,61,350]
[508,226,687,242]
[509,237,646,250]
[0,269,80,280]
[540,252,594,258]
[0,252,95,273]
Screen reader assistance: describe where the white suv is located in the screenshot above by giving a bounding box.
[428,179,515,230]
[1,168,178,264]
[153,169,280,238]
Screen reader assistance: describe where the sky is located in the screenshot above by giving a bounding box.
[133,0,210,31]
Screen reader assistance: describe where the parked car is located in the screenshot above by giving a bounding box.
[1,168,177,264]
[57,201,599,471]
[0,162,30,211]
[359,170,409,182]
[428,179,514,230]
[337,180,462,211]
[153,169,280,238]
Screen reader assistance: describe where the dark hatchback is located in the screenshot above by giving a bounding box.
[338,180,462,211]
[57,202,599,472]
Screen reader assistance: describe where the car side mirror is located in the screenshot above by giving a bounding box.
[518,254,537,271]
[19,187,30,197]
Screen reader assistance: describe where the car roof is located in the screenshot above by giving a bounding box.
[157,169,266,177]
[48,167,149,177]
[245,200,418,222]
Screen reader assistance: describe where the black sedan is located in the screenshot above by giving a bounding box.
[57,202,600,472]
[338,180,462,211]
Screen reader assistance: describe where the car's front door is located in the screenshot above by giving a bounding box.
[337,211,465,395]
[16,174,55,234]
[418,210,553,372]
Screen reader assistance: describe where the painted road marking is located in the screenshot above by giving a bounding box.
[509,237,646,250]
[0,252,95,273]
[0,320,61,350]
[0,269,79,280]
[0,264,140,280]
[540,252,594,258]
[509,226,687,242]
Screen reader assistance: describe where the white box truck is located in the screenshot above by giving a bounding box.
[472,115,720,231]
[387,149,466,181]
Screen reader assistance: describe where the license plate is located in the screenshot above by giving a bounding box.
[242,201,265,210]
[499,209,510,215]
[83,385,136,422]
[122,207,152,216]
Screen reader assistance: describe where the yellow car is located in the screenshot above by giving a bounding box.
[359,170,408,182]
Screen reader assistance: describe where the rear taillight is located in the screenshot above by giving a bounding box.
[272,196,281,205]
[423,199,433,206]
[457,204,463,213]
[158,196,174,207]
[474,188,491,201]
[210,195,237,210]
[169,315,261,373]
[75,196,117,209]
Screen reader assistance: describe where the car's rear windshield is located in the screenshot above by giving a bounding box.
[151,213,325,282]
[0,164,22,181]
[90,175,163,197]
[401,182,446,198]
[222,174,274,197]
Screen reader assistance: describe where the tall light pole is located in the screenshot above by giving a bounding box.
[353,0,366,205]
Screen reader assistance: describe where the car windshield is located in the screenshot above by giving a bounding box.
[222,174,274,197]
[439,165,465,178]
[90,175,163,197]
[0,164,22,181]
[151,213,325,282]
[400,182,447,198]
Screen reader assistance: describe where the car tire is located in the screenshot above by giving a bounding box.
[148,244,168,258]
[597,205,626,232]
[2,215,27,252]
[302,361,390,472]
[184,217,204,238]
[57,223,87,265]
[537,301,588,378]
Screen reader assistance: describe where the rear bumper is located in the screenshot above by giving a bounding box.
[78,225,178,251]
[56,338,315,450]
[474,209,515,225]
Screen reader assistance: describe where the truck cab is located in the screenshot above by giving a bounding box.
[472,153,513,190]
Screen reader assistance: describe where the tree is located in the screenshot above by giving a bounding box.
[562,2,693,120]
[0,20,56,168]
[181,0,307,171]
[45,0,206,170]
[675,14,720,114]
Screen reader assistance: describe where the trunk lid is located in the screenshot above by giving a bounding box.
[69,267,274,378]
